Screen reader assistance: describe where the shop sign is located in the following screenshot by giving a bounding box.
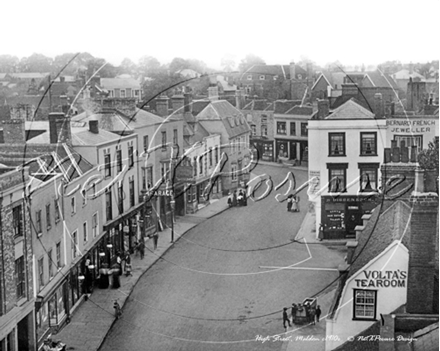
[156,189,174,197]
[355,270,407,288]
[387,119,435,134]
[323,196,377,203]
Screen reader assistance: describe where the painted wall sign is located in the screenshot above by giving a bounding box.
[355,270,407,288]
[387,119,436,134]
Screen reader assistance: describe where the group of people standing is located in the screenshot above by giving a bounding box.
[286,194,300,212]
[227,189,247,207]
[283,304,322,329]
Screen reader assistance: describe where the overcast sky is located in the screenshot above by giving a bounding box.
[1,0,438,69]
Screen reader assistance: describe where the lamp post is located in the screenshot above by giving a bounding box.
[170,198,175,243]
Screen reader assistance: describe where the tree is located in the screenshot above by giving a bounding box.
[120,58,137,75]
[238,54,266,73]
[0,55,19,73]
[138,56,161,77]
[169,57,189,74]
[19,53,53,72]
[85,57,118,78]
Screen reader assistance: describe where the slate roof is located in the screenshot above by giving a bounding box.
[242,100,272,111]
[191,100,211,116]
[393,69,425,80]
[284,105,314,116]
[365,70,399,90]
[242,64,307,80]
[326,98,375,119]
[312,71,346,90]
[196,100,250,138]
[100,78,141,90]
[0,143,93,182]
[8,73,50,80]
[273,100,302,114]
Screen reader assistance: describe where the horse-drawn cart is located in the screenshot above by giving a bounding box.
[291,297,317,324]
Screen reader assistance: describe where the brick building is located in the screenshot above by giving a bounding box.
[0,167,36,351]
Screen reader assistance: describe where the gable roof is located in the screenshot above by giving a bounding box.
[196,100,250,138]
[365,70,399,90]
[242,99,272,111]
[273,100,302,114]
[326,98,375,119]
[312,72,346,90]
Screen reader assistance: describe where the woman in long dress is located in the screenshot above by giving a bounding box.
[291,196,299,212]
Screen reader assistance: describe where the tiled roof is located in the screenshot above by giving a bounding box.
[72,128,122,145]
[9,72,50,79]
[242,100,271,111]
[100,78,141,90]
[284,105,314,116]
[273,100,301,114]
[326,98,375,119]
[365,70,399,90]
[348,200,411,279]
[191,100,210,116]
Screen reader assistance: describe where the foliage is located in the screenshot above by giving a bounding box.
[238,54,265,73]
[417,138,439,173]
[0,54,19,73]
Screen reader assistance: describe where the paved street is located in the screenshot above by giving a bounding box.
[100,164,345,351]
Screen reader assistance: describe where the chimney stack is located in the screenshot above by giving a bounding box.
[317,99,330,119]
[171,94,185,115]
[49,112,71,144]
[341,83,358,98]
[1,118,25,144]
[89,120,99,134]
[289,62,296,80]
[235,89,245,110]
[184,92,193,113]
[407,184,439,314]
[208,85,219,101]
[155,95,169,117]
[374,93,384,118]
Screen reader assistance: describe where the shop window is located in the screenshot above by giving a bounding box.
[327,163,348,193]
[38,257,44,289]
[359,163,379,192]
[360,132,377,155]
[277,122,286,135]
[13,204,24,237]
[46,204,51,230]
[329,133,346,156]
[36,210,42,235]
[116,149,122,173]
[353,289,377,320]
[104,154,111,177]
[15,256,26,299]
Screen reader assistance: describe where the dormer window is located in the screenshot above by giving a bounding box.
[259,75,265,80]
[247,75,252,80]
[273,75,278,81]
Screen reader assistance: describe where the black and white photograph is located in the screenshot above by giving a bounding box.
[0,1,438,350]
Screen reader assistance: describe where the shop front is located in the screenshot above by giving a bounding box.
[321,195,378,239]
[251,137,274,162]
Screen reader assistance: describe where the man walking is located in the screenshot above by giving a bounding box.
[138,239,145,259]
[152,231,159,250]
[283,308,291,329]
[315,305,322,323]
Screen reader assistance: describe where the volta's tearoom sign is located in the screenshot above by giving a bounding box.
[355,270,407,288]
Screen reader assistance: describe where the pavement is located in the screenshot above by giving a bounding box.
[56,197,230,351]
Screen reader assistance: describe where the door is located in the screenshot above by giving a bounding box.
[289,141,297,160]
[345,204,363,236]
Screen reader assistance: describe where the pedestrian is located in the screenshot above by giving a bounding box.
[237,190,244,206]
[138,239,145,259]
[232,191,237,207]
[287,195,293,212]
[283,308,291,329]
[291,195,299,212]
[111,263,121,289]
[243,190,247,206]
[227,192,233,207]
[152,231,159,250]
[125,253,132,276]
[315,305,322,323]
[116,252,122,275]
[133,241,139,256]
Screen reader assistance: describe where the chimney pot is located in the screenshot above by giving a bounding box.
[49,112,71,144]
[155,95,169,117]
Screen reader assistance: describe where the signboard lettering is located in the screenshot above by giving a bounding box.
[355,270,407,288]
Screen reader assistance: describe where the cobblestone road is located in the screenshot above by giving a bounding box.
[100,165,345,351]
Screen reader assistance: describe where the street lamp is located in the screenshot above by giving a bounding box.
[170,198,175,242]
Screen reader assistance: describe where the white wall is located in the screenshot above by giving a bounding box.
[325,241,408,350]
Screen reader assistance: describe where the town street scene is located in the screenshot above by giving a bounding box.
[0,1,438,350]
